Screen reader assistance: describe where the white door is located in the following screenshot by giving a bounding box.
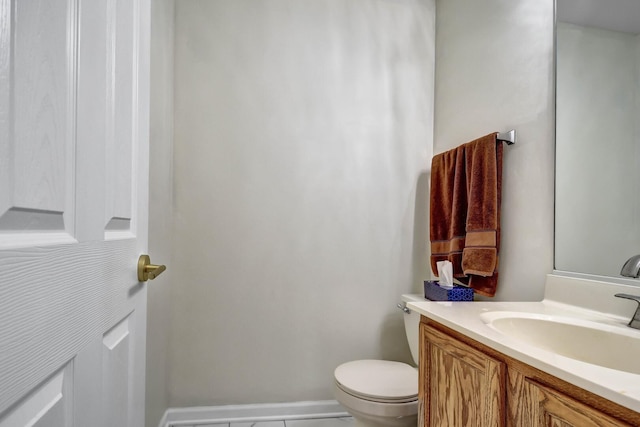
[0,0,150,426]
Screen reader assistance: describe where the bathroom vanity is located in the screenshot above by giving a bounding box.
[419,319,638,426]
[408,275,640,427]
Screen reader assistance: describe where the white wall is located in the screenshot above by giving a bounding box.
[170,0,435,406]
[434,0,555,301]
[555,23,640,277]
[147,0,174,425]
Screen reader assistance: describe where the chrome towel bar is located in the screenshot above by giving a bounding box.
[497,129,516,145]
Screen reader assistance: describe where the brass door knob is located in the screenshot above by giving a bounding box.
[138,255,166,281]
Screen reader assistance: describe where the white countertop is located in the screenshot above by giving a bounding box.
[407,274,640,413]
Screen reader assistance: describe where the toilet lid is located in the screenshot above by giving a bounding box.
[334,360,418,402]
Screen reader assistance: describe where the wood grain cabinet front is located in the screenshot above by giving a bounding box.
[420,323,505,426]
[419,317,640,427]
[520,379,633,427]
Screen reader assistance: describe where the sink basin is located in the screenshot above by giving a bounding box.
[480,311,640,375]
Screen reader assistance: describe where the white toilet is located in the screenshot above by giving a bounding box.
[333,294,423,427]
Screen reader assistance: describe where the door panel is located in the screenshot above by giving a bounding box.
[422,324,505,426]
[76,0,108,242]
[102,314,133,427]
[106,0,136,234]
[0,0,76,247]
[0,0,150,425]
[0,364,72,427]
[0,240,140,414]
[526,379,632,427]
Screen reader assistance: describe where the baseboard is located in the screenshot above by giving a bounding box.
[159,400,349,427]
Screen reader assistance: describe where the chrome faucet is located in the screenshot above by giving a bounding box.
[615,294,640,329]
[620,254,640,278]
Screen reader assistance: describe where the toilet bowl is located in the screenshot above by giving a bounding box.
[333,294,424,427]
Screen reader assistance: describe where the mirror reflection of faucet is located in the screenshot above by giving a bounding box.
[620,254,640,278]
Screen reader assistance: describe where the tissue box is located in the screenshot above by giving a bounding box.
[424,281,474,301]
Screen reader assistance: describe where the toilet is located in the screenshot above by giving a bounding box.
[333,294,423,427]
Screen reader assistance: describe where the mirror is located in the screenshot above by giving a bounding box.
[555,0,640,279]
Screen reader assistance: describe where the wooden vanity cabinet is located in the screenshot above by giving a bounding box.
[517,377,633,427]
[420,324,505,426]
[419,317,640,427]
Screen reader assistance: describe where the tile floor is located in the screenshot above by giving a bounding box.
[181,416,355,427]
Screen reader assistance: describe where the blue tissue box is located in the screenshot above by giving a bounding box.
[424,280,474,301]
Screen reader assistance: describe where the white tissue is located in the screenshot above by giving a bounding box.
[436,260,454,289]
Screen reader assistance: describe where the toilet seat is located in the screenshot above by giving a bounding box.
[334,360,418,404]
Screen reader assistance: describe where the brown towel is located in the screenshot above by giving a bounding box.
[429,133,503,297]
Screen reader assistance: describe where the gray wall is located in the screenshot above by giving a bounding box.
[147,0,174,425]
[170,0,436,406]
[146,0,557,416]
[434,0,555,302]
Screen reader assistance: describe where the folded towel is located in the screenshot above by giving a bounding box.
[429,133,503,297]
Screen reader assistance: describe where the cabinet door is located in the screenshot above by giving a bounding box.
[525,380,632,427]
[421,324,505,426]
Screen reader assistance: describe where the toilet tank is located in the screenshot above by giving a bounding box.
[401,294,425,365]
